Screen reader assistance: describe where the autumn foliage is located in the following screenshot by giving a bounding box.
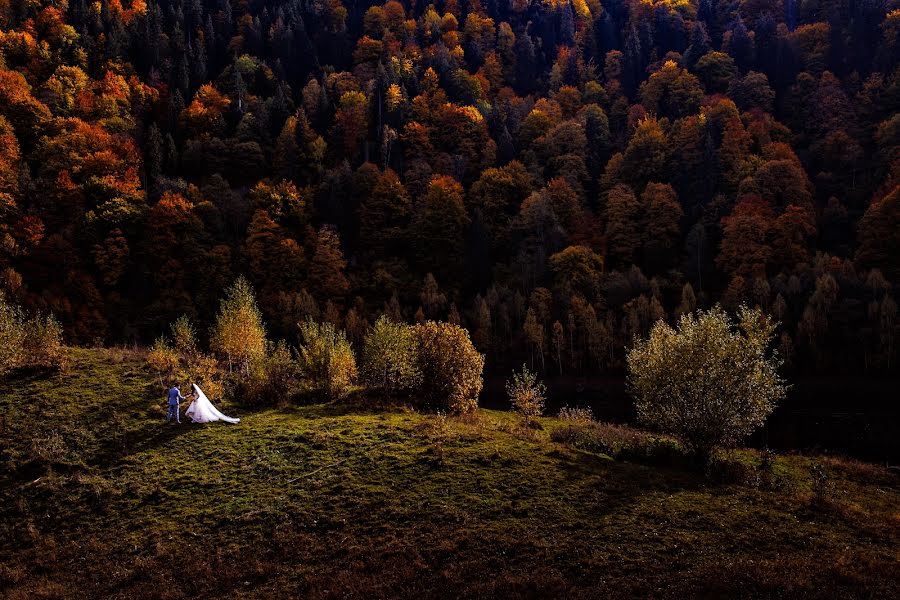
[413,321,485,414]
[0,0,896,380]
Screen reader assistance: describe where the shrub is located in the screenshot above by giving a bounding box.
[239,341,299,406]
[757,448,778,489]
[210,277,267,375]
[169,315,224,397]
[171,315,199,360]
[425,411,451,464]
[147,336,178,386]
[361,315,421,394]
[149,313,226,397]
[22,313,67,371]
[413,321,484,414]
[552,421,645,456]
[558,406,594,423]
[627,305,786,462]
[551,419,684,465]
[264,340,297,400]
[0,293,66,373]
[760,448,776,472]
[297,319,357,399]
[29,430,68,466]
[810,461,831,506]
[186,353,225,401]
[0,291,25,375]
[506,364,546,422]
[705,454,759,485]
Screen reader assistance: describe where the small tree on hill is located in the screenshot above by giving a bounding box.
[168,314,225,395]
[147,336,179,386]
[361,315,421,394]
[234,340,299,407]
[264,340,297,400]
[413,321,484,413]
[627,305,786,462]
[211,277,266,375]
[188,353,226,401]
[22,313,66,370]
[0,293,66,373]
[297,319,357,399]
[0,291,25,375]
[507,364,546,423]
[171,315,199,361]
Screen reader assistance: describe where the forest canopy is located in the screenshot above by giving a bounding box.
[0,0,898,376]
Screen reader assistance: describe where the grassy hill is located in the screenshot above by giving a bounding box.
[1,348,898,599]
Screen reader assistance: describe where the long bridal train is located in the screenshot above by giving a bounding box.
[184,384,240,424]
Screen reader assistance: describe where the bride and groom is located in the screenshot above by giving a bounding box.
[166,383,239,424]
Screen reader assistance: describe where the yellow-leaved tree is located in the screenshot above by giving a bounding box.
[413,321,484,414]
[210,277,267,375]
[506,363,546,424]
[361,315,421,394]
[297,319,357,400]
[0,291,25,375]
[0,292,66,374]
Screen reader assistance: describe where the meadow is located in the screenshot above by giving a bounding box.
[1,348,898,599]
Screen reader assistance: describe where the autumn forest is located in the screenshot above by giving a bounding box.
[1,0,899,378]
[5,1,900,596]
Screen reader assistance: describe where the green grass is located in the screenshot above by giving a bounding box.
[1,348,898,599]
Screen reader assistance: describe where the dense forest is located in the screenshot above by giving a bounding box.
[0,0,898,377]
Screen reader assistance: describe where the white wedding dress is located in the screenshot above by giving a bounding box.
[185,384,240,424]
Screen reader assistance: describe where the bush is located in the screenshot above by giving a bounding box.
[148,314,226,398]
[227,341,297,407]
[361,315,421,394]
[627,305,786,461]
[506,364,546,421]
[171,315,199,359]
[29,430,69,466]
[147,337,178,386]
[810,461,832,506]
[297,319,357,399]
[186,353,225,401]
[0,291,25,375]
[412,321,484,413]
[150,313,293,406]
[263,340,297,401]
[169,315,225,398]
[550,420,648,456]
[550,419,684,466]
[557,406,594,423]
[703,453,762,485]
[0,292,66,374]
[22,313,67,370]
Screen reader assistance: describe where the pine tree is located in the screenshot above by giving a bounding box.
[310,226,350,302]
[605,184,642,268]
[145,123,163,189]
[359,169,412,256]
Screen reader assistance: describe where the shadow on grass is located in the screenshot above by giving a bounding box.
[275,392,418,419]
[553,444,708,492]
[87,406,201,468]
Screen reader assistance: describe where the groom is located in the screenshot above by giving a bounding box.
[166,384,186,424]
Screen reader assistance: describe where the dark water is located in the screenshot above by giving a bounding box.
[480,375,900,463]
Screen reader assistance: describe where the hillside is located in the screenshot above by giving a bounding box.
[0,348,898,599]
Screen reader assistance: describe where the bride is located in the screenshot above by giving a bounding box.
[185,383,240,424]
